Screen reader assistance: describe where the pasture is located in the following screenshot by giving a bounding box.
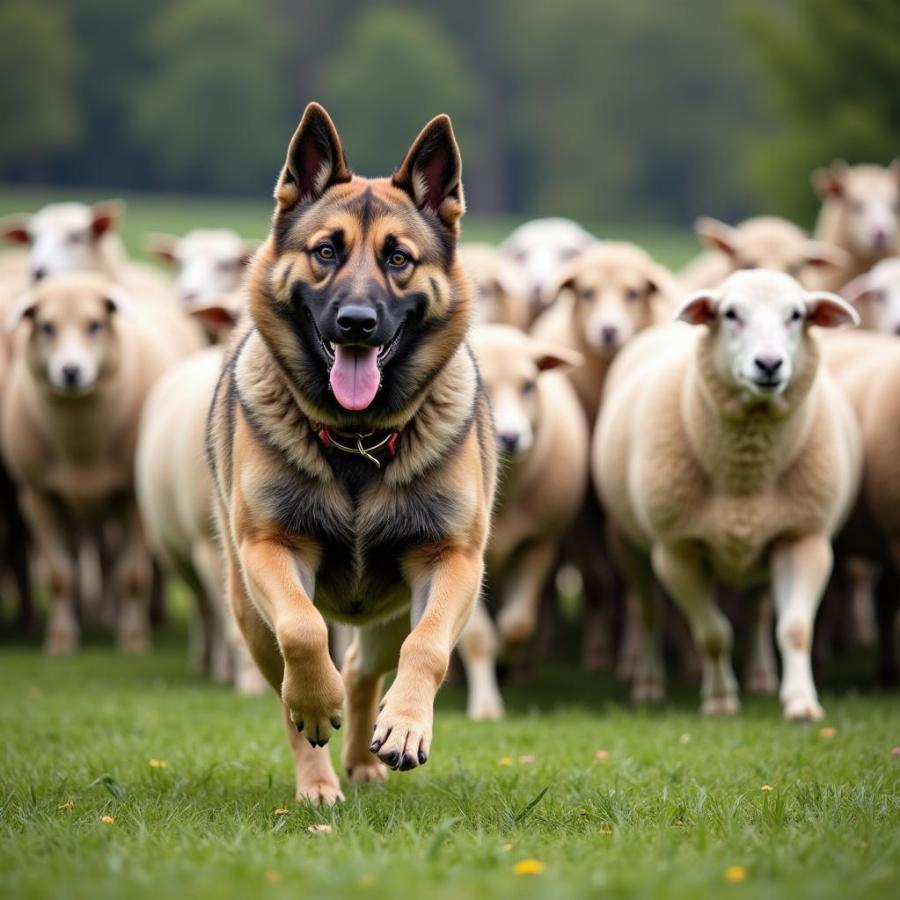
[0,189,898,900]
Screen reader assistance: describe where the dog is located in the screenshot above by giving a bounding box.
[207,103,497,805]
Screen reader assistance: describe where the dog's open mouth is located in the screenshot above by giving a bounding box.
[310,314,404,411]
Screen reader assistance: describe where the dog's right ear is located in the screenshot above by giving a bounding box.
[275,103,352,210]
[0,214,30,245]
[5,293,36,332]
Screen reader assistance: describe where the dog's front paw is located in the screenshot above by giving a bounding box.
[370,700,433,772]
[282,657,345,747]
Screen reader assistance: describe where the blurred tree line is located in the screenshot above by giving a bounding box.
[0,0,896,225]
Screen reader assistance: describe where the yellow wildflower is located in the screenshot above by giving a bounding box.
[514,859,545,876]
[725,866,747,882]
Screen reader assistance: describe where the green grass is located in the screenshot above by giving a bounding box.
[1,623,898,900]
[0,185,699,269]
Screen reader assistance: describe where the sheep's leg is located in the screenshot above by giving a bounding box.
[457,599,504,721]
[114,502,151,653]
[770,535,832,722]
[652,544,738,715]
[21,490,78,654]
[496,539,558,652]
[611,533,665,703]
[744,588,778,696]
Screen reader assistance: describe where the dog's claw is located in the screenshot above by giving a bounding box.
[398,753,418,771]
[382,750,400,769]
[370,738,384,753]
[331,718,341,730]
[296,721,304,733]
[417,750,428,766]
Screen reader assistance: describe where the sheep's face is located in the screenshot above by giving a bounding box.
[458,244,528,328]
[843,258,900,335]
[814,163,900,258]
[694,217,847,288]
[500,219,596,312]
[7,274,125,397]
[149,229,253,307]
[0,202,120,282]
[471,325,582,459]
[678,270,858,402]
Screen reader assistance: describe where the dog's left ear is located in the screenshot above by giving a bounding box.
[276,103,352,210]
[393,115,464,229]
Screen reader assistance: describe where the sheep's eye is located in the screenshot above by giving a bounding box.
[314,243,336,262]
[579,287,594,301]
[789,310,803,323]
[67,231,85,245]
[625,287,641,302]
[388,250,411,269]
[739,261,757,270]
[723,308,739,322]
[39,322,55,337]
[217,259,237,273]
[522,379,537,395]
[86,319,103,335]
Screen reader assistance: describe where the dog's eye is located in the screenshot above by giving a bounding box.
[314,243,336,262]
[86,319,103,335]
[388,250,411,270]
[39,322,55,337]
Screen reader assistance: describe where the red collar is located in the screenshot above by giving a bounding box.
[312,423,400,468]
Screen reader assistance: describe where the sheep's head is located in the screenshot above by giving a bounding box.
[0,201,122,282]
[813,161,900,259]
[678,270,858,403]
[470,324,582,459]
[546,243,674,355]
[5,272,129,396]
[842,257,900,335]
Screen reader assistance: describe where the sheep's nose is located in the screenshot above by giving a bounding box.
[62,364,81,388]
[32,266,47,281]
[498,432,521,454]
[601,325,619,346]
[754,355,783,378]
[874,229,888,249]
[336,305,377,341]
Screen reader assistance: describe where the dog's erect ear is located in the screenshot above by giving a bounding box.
[677,290,721,326]
[812,160,848,200]
[0,214,30,245]
[804,291,859,328]
[392,115,464,228]
[276,103,351,210]
[91,201,123,239]
[694,217,736,256]
[144,232,180,264]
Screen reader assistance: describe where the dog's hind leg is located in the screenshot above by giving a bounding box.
[341,615,409,784]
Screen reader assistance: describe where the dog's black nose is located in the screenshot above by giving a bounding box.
[498,432,520,454]
[32,266,47,281]
[754,355,783,378]
[336,305,377,341]
[62,365,81,388]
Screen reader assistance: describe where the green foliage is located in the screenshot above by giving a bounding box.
[0,0,79,170]
[744,0,900,223]
[131,0,289,193]
[321,7,476,178]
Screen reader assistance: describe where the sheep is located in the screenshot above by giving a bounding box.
[841,257,900,335]
[821,329,900,683]
[136,346,265,693]
[0,201,174,298]
[1,273,201,653]
[812,161,900,288]
[499,217,597,321]
[594,270,860,720]
[457,243,530,330]
[455,325,587,719]
[679,216,848,292]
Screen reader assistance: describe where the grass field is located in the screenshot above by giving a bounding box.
[1,621,898,900]
[0,185,700,270]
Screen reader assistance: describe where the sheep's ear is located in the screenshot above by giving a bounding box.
[531,340,585,372]
[276,103,352,210]
[5,293,36,332]
[239,242,258,267]
[694,217,736,256]
[91,200,123,239]
[677,290,720,325]
[891,158,900,184]
[805,291,859,328]
[644,262,677,299]
[144,232,180,264]
[393,115,464,228]
[812,160,848,199]
[104,286,135,319]
[803,240,849,271]
[841,273,874,305]
[191,303,240,329]
[0,214,30,245]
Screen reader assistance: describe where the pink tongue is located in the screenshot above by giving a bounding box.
[329,345,381,411]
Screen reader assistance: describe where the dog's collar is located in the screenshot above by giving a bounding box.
[311,422,400,469]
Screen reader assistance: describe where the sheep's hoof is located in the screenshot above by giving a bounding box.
[701,693,740,716]
[782,696,824,722]
[631,677,666,704]
[467,693,505,721]
[745,668,778,696]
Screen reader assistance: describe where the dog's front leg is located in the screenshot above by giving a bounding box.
[240,539,344,746]
[370,547,484,771]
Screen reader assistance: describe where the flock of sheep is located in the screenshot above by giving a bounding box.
[0,158,898,726]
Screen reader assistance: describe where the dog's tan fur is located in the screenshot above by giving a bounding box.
[207,104,496,804]
[1,272,199,653]
[457,325,587,719]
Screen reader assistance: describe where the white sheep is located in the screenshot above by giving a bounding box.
[841,257,900,335]
[594,270,860,720]
[457,243,530,330]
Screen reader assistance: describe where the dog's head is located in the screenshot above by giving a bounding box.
[250,103,470,425]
